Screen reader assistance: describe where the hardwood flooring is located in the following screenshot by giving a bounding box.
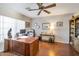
[0,41,79,56]
[37,41,79,56]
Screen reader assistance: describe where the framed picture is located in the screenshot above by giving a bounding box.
[42,23,50,30]
[25,22,30,28]
[56,21,63,27]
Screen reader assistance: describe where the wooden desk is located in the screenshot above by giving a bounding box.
[4,37,39,56]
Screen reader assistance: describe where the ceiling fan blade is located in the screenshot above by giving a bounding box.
[44,3,56,9]
[38,10,42,15]
[37,3,43,8]
[28,9,40,11]
[43,10,50,14]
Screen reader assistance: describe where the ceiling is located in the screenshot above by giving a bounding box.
[0,3,79,18]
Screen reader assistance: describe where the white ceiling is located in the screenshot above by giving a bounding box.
[0,3,79,18]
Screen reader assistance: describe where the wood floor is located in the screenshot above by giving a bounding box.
[0,41,79,56]
[37,41,79,56]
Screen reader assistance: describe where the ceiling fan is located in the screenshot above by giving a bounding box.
[26,3,56,15]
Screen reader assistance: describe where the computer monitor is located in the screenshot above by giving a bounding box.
[20,29,26,34]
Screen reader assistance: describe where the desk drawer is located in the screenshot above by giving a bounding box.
[12,40,26,55]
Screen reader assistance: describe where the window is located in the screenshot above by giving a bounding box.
[0,16,3,42]
[0,15,25,42]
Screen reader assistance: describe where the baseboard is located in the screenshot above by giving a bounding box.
[40,38,69,44]
[55,41,69,44]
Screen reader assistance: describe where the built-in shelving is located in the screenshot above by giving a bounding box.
[69,19,75,46]
[69,15,79,52]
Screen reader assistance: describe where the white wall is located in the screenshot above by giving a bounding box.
[32,14,73,44]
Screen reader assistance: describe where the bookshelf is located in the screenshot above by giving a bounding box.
[69,15,79,47]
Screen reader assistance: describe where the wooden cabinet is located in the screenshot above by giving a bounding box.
[29,39,39,55]
[12,40,26,55]
[4,39,10,52]
[12,37,39,56]
[4,37,39,56]
[4,39,13,52]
